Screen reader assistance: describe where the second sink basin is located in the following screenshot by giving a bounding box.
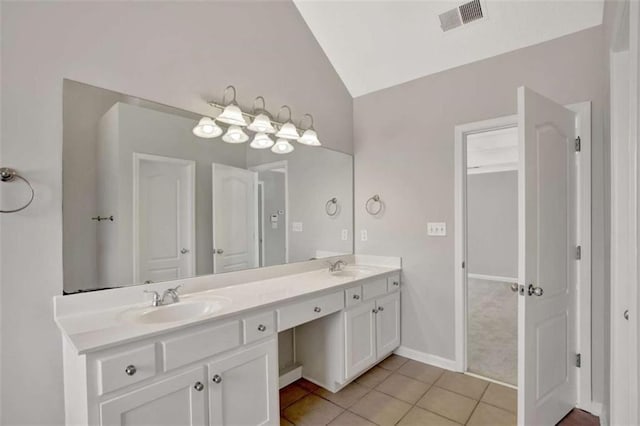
[120,296,231,325]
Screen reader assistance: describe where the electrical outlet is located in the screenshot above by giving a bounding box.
[292,222,303,232]
[360,229,368,241]
[427,222,447,236]
[341,229,349,241]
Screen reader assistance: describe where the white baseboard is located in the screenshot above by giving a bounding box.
[467,273,518,283]
[394,346,459,371]
[279,364,302,389]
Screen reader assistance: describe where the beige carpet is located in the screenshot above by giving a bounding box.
[467,277,518,386]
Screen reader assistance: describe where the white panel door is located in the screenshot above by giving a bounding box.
[517,87,577,425]
[212,163,258,274]
[100,367,207,426]
[136,154,195,284]
[344,300,377,380]
[208,338,278,426]
[375,292,401,359]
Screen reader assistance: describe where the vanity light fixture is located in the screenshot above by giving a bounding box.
[247,96,276,134]
[297,113,321,146]
[250,132,275,149]
[222,125,249,143]
[216,85,248,126]
[271,138,294,154]
[275,106,300,140]
[192,117,223,138]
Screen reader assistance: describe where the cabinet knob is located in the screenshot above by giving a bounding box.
[212,374,222,384]
[378,306,385,312]
[393,281,399,286]
[124,365,137,376]
[372,308,378,314]
[194,382,204,392]
[353,294,360,300]
[314,306,321,313]
[257,324,267,332]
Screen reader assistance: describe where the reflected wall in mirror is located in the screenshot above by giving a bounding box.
[63,80,353,294]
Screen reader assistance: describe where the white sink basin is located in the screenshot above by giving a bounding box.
[120,297,231,325]
[331,265,376,278]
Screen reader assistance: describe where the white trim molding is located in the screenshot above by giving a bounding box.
[394,346,458,372]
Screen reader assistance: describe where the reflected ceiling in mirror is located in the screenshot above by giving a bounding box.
[62,80,353,294]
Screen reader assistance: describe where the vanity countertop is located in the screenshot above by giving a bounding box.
[55,261,400,355]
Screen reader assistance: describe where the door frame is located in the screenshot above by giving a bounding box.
[454,102,593,409]
[257,180,266,267]
[132,152,196,284]
[249,160,289,263]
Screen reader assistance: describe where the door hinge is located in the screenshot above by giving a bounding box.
[576,245,582,260]
[575,136,581,152]
[576,353,581,368]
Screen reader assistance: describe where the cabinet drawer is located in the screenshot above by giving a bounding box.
[362,277,388,300]
[98,344,157,395]
[161,321,241,371]
[387,273,401,292]
[277,292,344,331]
[345,286,363,307]
[243,311,275,344]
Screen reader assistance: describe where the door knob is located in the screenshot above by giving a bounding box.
[214,249,224,254]
[510,283,519,293]
[528,284,544,297]
[194,382,204,392]
[180,248,190,254]
[212,374,222,384]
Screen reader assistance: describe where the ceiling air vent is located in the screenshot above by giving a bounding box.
[439,0,485,32]
[459,0,484,24]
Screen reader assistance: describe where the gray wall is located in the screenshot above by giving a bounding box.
[354,27,608,403]
[0,2,352,424]
[467,171,518,278]
[259,171,287,267]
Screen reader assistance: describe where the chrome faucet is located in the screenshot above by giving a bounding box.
[327,260,347,273]
[144,285,182,307]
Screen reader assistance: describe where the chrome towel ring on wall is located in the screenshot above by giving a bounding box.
[325,197,338,216]
[365,194,383,215]
[0,167,34,213]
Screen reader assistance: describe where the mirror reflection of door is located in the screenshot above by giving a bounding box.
[134,153,195,284]
[212,163,259,274]
[254,167,287,267]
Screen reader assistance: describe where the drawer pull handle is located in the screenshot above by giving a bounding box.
[353,294,360,300]
[194,382,204,392]
[378,306,385,312]
[393,281,399,286]
[257,324,267,332]
[212,374,222,384]
[124,365,137,376]
[314,306,322,313]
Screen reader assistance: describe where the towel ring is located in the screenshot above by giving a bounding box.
[0,168,34,214]
[325,197,338,216]
[365,194,382,215]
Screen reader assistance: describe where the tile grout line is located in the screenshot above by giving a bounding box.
[463,382,491,425]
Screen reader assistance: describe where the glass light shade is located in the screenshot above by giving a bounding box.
[250,133,274,149]
[271,138,294,154]
[192,117,222,138]
[275,122,300,140]
[298,129,321,146]
[216,104,248,126]
[247,113,276,134]
[222,125,249,143]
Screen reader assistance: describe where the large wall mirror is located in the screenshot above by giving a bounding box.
[63,80,353,294]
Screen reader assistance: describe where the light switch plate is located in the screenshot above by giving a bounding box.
[427,222,447,236]
[360,229,368,241]
[292,222,303,232]
[341,229,349,241]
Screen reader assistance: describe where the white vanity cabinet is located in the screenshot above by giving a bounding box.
[295,272,401,392]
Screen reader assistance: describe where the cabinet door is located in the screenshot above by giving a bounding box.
[100,367,207,426]
[344,300,377,380]
[208,338,278,426]
[376,292,401,358]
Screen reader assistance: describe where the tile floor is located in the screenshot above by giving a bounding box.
[279,355,517,426]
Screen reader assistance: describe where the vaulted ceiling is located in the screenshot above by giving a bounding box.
[293,0,604,97]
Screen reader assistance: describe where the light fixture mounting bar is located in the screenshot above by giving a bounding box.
[207,101,305,132]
